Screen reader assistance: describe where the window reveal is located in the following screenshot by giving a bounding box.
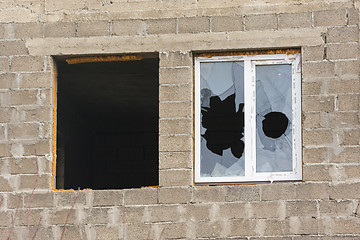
[194,53,302,184]
[55,56,159,190]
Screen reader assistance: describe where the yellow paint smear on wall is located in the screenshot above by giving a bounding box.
[141,186,159,189]
[66,55,143,64]
[52,62,57,191]
[195,49,301,58]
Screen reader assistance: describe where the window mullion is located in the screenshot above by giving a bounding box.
[293,59,302,178]
[244,59,255,178]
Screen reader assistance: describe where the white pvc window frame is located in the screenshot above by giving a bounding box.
[194,53,302,184]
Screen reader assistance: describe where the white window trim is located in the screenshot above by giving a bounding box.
[194,53,302,184]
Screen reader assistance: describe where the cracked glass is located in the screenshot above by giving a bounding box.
[256,64,293,172]
[200,61,245,177]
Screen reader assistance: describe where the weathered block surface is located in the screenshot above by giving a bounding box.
[0,0,358,239]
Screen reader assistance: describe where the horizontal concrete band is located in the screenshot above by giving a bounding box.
[0,1,355,23]
[26,28,325,56]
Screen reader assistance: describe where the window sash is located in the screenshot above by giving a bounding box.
[194,54,302,184]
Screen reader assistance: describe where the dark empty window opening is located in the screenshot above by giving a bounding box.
[55,55,159,190]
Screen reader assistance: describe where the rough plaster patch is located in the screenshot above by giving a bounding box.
[289,216,300,234]
[11,143,24,158]
[255,219,266,236]
[245,202,252,218]
[209,204,219,222]
[152,224,161,240]
[8,175,19,190]
[220,219,230,237]
[178,205,186,222]
[86,191,94,208]
[248,202,254,218]
[53,226,60,239]
[0,8,35,23]
[85,225,92,240]
[108,207,119,226]
[352,200,358,215]
[329,165,347,183]
[37,90,47,106]
[279,201,286,220]
[77,208,85,224]
[0,92,9,107]
[186,221,196,239]
[1,159,10,181]
[160,51,169,57]
[143,206,150,222]
[322,216,333,234]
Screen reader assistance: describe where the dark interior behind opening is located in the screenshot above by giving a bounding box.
[56,57,159,190]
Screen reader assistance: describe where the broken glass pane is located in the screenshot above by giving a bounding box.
[256,64,292,172]
[200,61,245,177]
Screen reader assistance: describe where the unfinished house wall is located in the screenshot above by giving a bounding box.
[0,0,359,239]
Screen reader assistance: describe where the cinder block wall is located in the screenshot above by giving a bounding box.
[0,0,359,239]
